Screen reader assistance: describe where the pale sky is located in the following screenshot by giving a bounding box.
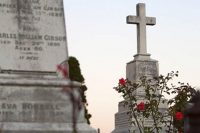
[64,1,200,133]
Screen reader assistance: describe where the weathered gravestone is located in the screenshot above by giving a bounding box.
[0,0,96,133]
[112,3,168,133]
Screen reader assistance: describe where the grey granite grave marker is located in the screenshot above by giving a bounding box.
[0,0,96,132]
[112,3,167,133]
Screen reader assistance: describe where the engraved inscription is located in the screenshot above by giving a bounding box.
[0,0,68,72]
[137,62,158,78]
[0,102,67,122]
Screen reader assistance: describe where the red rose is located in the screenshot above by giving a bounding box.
[119,78,126,86]
[175,112,183,121]
[137,102,145,111]
[57,64,68,78]
[57,64,62,71]
[62,68,68,77]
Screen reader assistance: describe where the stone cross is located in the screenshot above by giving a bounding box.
[127,3,156,55]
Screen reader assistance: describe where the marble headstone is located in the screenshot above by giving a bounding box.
[0,0,96,133]
[112,3,167,133]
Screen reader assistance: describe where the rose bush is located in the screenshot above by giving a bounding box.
[114,71,195,133]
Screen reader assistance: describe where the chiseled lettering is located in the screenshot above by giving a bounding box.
[0,3,16,9]
[22,103,60,110]
[44,35,66,41]
[43,5,53,11]
[0,33,17,39]
[1,103,17,110]
[19,34,42,40]
[21,0,40,4]
[0,111,13,115]
[26,56,39,60]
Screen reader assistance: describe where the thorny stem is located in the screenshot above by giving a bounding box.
[151,109,159,133]
[153,78,167,133]
[143,80,159,133]
[167,115,173,133]
[127,92,143,133]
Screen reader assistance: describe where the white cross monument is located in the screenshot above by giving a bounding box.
[112,3,169,133]
[127,3,156,59]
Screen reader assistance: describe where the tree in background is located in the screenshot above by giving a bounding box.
[68,56,92,124]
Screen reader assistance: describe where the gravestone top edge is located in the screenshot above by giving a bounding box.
[0,75,81,87]
[127,58,158,65]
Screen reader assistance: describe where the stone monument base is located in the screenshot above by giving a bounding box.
[126,57,159,83]
[112,55,167,133]
[0,74,97,133]
[112,99,168,133]
[1,123,96,133]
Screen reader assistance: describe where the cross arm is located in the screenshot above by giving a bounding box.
[126,15,140,24]
[127,16,156,26]
[146,17,156,25]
